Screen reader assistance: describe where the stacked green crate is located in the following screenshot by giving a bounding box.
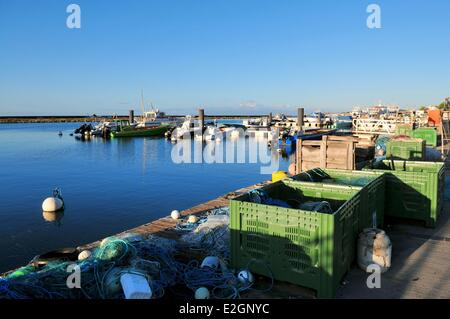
[412,127,438,147]
[291,168,385,230]
[364,160,445,227]
[230,180,362,298]
[395,124,413,136]
[386,138,426,160]
[395,125,438,147]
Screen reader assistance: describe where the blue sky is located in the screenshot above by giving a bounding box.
[0,0,449,115]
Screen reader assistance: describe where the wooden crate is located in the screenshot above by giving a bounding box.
[295,136,357,173]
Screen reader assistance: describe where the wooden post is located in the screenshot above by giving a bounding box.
[199,108,205,133]
[320,135,328,168]
[297,108,304,131]
[347,142,353,170]
[129,110,134,124]
[296,139,303,174]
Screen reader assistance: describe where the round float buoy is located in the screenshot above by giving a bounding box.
[171,210,180,220]
[42,197,64,212]
[200,256,220,270]
[78,250,92,261]
[237,270,254,284]
[195,287,210,299]
[188,215,198,223]
[357,228,392,273]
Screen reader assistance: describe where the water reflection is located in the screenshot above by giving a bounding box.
[42,211,64,226]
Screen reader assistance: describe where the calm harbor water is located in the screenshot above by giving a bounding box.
[0,122,292,272]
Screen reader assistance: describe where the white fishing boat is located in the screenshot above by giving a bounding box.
[90,120,120,136]
[170,116,202,141]
[303,112,333,128]
[243,117,271,138]
[137,109,179,128]
[135,92,178,128]
[243,117,270,129]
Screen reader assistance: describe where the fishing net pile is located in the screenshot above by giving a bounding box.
[178,207,230,258]
[0,207,271,299]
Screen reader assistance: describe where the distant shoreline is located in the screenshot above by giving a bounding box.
[0,116,128,124]
[0,114,274,123]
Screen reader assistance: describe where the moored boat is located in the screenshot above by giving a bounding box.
[278,127,337,146]
[110,122,172,138]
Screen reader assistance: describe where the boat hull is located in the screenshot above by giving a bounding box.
[110,125,171,138]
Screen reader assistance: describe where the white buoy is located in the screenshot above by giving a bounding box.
[78,250,92,261]
[42,197,64,212]
[188,215,198,223]
[201,256,220,270]
[357,228,392,273]
[195,287,210,299]
[171,210,180,220]
[237,270,254,284]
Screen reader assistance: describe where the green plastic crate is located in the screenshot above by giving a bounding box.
[386,138,426,160]
[412,127,438,147]
[395,124,413,136]
[291,168,385,230]
[230,180,362,298]
[363,160,445,227]
[394,125,437,147]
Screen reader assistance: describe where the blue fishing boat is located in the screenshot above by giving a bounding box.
[278,128,337,147]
